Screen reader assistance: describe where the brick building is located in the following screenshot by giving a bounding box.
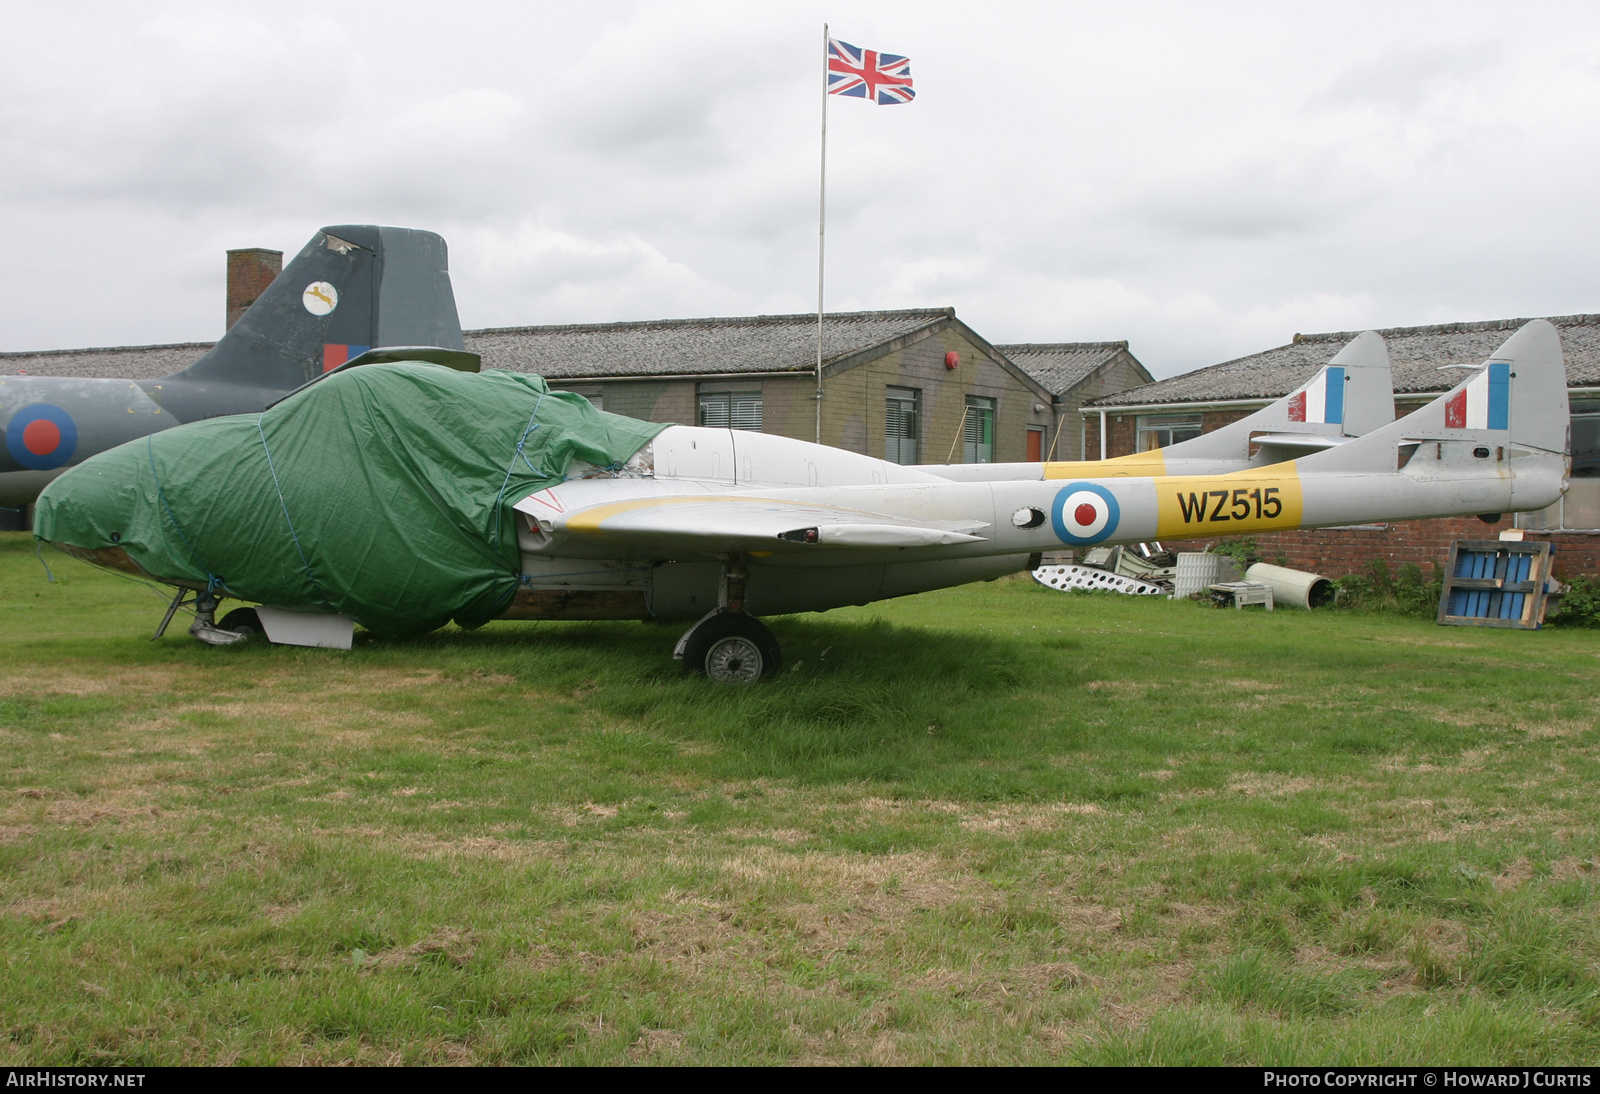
[993,342,1152,460]
[1082,315,1600,578]
[470,309,1065,464]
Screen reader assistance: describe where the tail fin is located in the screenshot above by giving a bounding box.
[166,225,465,392]
[1301,319,1570,474]
[1158,330,1393,464]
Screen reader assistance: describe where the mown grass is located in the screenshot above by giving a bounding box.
[2,530,1599,1064]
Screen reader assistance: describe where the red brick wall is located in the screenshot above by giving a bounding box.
[226,248,283,330]
[1167,520,1600,579]
[1084,407,1257,459]
[1083,413,1136,459]
[1202,408,1253,433]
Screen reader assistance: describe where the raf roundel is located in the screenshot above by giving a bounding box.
[1050,481,1120,546]
[5,404,79,471]
[302,281,339,316]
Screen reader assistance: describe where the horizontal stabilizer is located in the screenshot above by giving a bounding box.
[338,347,481,373]
[1248,433,1346,457]
[266,347,482,407]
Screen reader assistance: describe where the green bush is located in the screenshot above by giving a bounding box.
[1334,559,1442,617]
[1213,537,1260,569]
[1550,574,1600,627]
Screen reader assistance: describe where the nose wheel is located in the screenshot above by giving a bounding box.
[675,611,782,684]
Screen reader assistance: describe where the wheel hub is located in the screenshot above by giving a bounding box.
[704,635,763,684]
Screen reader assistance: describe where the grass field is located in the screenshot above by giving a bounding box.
[3,530,1599,1065]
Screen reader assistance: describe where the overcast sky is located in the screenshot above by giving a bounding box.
[2,1,1598,376]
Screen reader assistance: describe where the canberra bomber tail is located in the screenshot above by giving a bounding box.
[1,225,464,505]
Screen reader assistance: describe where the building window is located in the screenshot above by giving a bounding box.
[1136,413,1202,452]
[885,386,919,464]
[1518,402,1600,530]
[963,396,995,464]
[559,386,603,411]
[698,384,762,431]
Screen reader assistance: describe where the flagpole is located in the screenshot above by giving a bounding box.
[815,22,828,445]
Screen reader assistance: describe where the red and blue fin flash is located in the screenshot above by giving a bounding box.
[1286,367,1345,425]
[1445,362,1511,430]
[322,344,370,372]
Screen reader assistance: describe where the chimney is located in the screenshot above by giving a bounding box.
[226,247,283,330]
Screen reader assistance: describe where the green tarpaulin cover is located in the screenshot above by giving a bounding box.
[34,363,667,636]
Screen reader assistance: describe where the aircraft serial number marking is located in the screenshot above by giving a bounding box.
[1153,472,1303,538]
[1174,486,1283,524]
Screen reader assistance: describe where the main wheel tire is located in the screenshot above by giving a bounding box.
[681,613,781,683]
[217,607,263,639]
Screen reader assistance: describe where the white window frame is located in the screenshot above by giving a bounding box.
[1136,413,1202,453]
[885,386,920,465]
[698,383,763,432]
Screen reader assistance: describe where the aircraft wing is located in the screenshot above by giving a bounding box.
[522,494,990,551]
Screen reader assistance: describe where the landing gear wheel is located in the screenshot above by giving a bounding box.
[680,613,781,683]
[218,607,263,639]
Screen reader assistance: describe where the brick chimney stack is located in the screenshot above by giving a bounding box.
[226,247,283,330]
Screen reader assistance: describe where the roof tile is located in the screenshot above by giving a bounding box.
[995,342,1131,396]
[1091,313,1600,408]
[0,309,956,382]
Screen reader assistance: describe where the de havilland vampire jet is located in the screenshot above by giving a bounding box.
[33,318,1568,684]
[922,329,1396,482]
[0,225,466,506]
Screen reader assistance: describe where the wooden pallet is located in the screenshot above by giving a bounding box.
[1437,540,1554,630]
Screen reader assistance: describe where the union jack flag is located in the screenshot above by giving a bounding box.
[827,38,915,105]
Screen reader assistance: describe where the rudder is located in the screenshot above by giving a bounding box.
[166,224,464,393]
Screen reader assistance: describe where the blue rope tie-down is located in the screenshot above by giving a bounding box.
[34,538,54,582]
[491,394,551,552]
[256,414,334,610]
[147,435,229,596]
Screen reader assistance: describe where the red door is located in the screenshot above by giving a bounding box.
[1026,428,1043,462]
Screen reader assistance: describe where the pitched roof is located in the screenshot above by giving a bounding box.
[463,308,955,379]
[1090,314,1600,409]
[0,309,959,382]
[0,341,215,380]
[996,341,1139,396]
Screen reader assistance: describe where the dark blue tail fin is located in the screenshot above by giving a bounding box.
[167,225,464,392]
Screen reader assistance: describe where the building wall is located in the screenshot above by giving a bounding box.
[1060,353,1153,459]
[1083,406,1257,460]
[1165,520,1600,581]
[760,327,1054,463]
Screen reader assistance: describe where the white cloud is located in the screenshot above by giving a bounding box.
[3,0,1600,376]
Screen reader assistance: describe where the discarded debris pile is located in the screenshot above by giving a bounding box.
[1032,564,1167,596]
[1032,543,1178,597]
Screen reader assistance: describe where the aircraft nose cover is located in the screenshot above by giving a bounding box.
[31,364,665,637]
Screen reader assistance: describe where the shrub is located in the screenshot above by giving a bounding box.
[1334,559,1442,617]
[1213,537,1260,569]
[1550,574,1600,627]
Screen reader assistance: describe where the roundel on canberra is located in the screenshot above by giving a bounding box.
[5,404,78,471]
[1051,481,1120,545]
[302,281,339,316]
